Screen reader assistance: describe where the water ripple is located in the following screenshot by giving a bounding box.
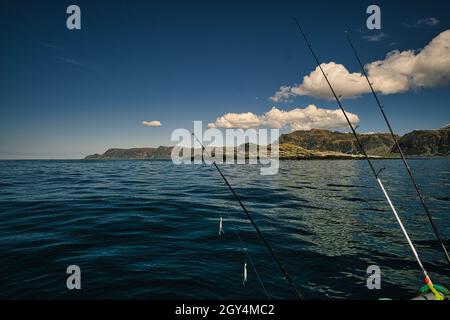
[0,159,448,299]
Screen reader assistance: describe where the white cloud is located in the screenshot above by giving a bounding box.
[270,62,370,100]
[417,17,440,27]
[269,86,292,102]
[288,62,370,100]
[207,112,262,129]
[367,29,450,93]
[208,105,359,131]
[142,120,162,127]
[58,57,84,66]
[404,17,440,28]
[271,29,450,100]
[362,31,388,42]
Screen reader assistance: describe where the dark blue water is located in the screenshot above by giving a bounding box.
[0,159,449,299]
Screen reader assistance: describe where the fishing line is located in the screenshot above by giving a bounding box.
[344,31,450,264]
[293,19,442,298]
[221,201,271,298]
[192,133,303,299]
[189,159,269,295]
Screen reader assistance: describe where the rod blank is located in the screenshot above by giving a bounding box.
[293,18,434,284]
[344,31,450,264]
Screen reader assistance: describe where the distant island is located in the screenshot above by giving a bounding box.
[84,125,450,160]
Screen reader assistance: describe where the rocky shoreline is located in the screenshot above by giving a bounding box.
[85,126,449,160]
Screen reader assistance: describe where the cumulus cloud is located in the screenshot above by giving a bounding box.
[366,29,450,93]
[281,62,370,100]
[271,29,450,100]
[270,62,370,101]
[142,120,162,127]
[208,105,359,131]
[207,112,262,129]
[269,86,292,102]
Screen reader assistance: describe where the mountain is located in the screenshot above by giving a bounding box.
[393,125,450,156]
[85,146,172,160]
[84,127,450,160]
[84,143,367,161]
[279,129,396,156]
[275,143,367,160]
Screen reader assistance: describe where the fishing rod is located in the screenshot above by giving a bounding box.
[192,133,303,299]
[344,31,450,265]
[293,19,443,299]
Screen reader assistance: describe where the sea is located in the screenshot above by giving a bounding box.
[0,159,449,299]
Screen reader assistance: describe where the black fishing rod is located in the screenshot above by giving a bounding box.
[192,133,303,300]
[293,19,443,299]
[344,31,450,264]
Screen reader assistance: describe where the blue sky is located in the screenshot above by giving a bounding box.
[0,0,449,159]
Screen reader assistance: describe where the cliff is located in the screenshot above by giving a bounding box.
[84,126,450,160]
